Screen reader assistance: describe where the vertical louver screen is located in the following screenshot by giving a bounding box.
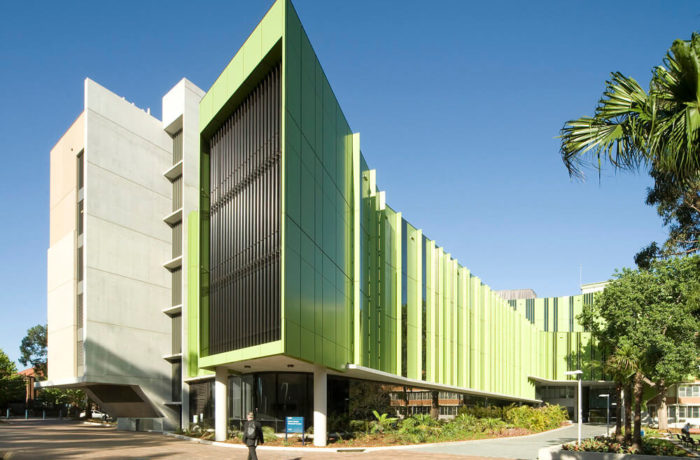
[172,177,183,211]
[172,223,182,259]
[172,269,182,306]
[208,64,281,354]
[172,130,183,164]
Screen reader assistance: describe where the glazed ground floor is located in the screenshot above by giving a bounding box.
[178,368,615,445]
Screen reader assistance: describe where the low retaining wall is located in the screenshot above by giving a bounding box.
[538,446,690,460]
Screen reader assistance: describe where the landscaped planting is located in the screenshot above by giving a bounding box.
[177,404,569,447]
[326,403,568,447]
[562,436,690,456]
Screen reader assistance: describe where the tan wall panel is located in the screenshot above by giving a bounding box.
[50,112,83,246]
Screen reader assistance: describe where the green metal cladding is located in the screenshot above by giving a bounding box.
[192,0,605,399]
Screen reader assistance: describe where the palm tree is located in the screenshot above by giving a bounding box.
[605,345,638,443]
[560,33,700,183]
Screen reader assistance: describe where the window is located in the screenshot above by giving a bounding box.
[77,201,84,235]
[77,151,84,190]
[439,406,458,416]
[680,385,700,397]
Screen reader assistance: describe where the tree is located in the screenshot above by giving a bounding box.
[561,32,700,182]
[638,256,700,429]
[560,33,700,258]
[578,257,700,449]
[636,172,700,263]
[19,324,47,378]
[0,349,25,409]
[604,345,638,442]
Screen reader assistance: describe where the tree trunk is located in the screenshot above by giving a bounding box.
[430,390,439,419]
[657,381,668,430]
[632,371,644,451]
[615,383,623,441]
[624,381,632,443]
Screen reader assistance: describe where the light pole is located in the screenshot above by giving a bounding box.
[599,393,610,437]
[565,370,583,445]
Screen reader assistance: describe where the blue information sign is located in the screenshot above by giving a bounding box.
[285,416,304,433]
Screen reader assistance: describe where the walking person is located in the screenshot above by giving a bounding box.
[243,411,264,460]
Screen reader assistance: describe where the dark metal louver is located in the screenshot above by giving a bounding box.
[208,64,281,354]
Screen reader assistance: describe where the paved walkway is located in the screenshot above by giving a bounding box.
[0,419,507,460]
[403,423,609,459]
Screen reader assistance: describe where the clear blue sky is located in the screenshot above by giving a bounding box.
[0,1,697,367]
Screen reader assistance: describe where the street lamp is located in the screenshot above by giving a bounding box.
[599,394,610,437]
[565,370,583,445]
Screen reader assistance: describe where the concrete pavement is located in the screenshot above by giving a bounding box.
[0,419,507,459]
[402,423,609,459]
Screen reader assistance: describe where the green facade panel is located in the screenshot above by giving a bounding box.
[192,0,607,402]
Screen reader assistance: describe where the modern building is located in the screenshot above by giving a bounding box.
[43,76,204,431]
[43,0,624,444]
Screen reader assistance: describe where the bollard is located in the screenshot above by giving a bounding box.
[5,408,9,419]
[43,410,46,420]
[25,409,28,419]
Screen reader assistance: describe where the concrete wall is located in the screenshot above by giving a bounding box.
[162,78,206,428]
[82,78,176,429]
[47,113,84,382]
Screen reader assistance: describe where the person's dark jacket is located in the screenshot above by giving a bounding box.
[243,420,264,447]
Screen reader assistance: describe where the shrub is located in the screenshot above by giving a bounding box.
[504,404,567,432]
[562,436,690,456]
[368,411,398,434]
[261,425,277,443]
[349,419,368,434]
[481,417,506,433]
[461,405,504,419]
[396,417,428,443]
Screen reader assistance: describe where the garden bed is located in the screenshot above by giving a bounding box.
[178,404,571,448]
[561,435,691,457]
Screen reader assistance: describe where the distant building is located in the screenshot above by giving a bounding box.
[496,289,537,301]
[580,281,609,294]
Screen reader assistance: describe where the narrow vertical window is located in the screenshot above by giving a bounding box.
[421,236,427,380]
[401,219,407,377]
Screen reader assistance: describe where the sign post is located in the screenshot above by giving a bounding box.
[285,416,305,445]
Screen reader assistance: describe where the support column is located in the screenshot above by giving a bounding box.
[215,367,227,442]
[313,366,327,446]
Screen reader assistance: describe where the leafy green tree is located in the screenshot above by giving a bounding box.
[638,256,700,429]
[579,257,700,448]
[0,349,25,409]
[19,324,47,378]
[560,33,700,259]
[636,173,700,264]
[38,388,85,409]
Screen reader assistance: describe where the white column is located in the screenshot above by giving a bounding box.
[215,367,227,442]
[577,377,582,444]
[313,366,327,446]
